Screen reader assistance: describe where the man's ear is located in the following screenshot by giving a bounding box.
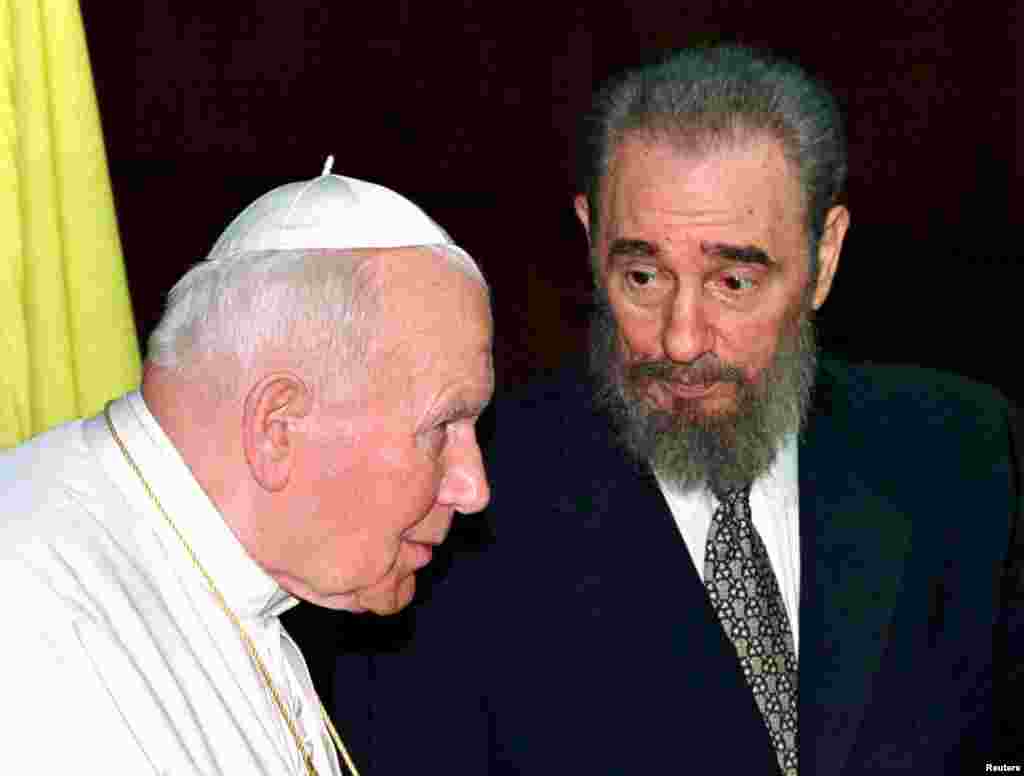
[242,373,312,493]
[574,194,592,244]
[811,204,850,310]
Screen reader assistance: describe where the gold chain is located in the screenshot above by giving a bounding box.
[104,403,361,776]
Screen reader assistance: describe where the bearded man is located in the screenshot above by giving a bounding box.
[332,46,1023,774]
[0,164,494,775]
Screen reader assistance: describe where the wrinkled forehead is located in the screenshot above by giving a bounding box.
[364,262,495,411]
[368,245,493,343]
[601,132,805,229]
[608,127,798,188]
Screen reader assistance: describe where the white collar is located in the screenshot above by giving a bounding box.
[751,432,799,511]
[99,391,298,622]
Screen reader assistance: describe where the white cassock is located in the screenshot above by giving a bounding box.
[0,392,343,776]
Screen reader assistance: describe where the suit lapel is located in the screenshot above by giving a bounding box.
[577,441,781,771]
[798,365,913,775]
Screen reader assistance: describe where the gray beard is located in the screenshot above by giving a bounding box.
[588,289,818,495]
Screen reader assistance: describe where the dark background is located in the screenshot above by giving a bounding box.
[83,0,1021,401]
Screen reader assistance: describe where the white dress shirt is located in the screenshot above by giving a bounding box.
[655,435,801,655]
[0,391,342,775]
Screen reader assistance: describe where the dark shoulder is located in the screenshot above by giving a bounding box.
[816,355,1013,469]
[823,354,1004,404]
[820,355,1009,422]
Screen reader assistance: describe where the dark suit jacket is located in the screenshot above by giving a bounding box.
[331,356,1023,774]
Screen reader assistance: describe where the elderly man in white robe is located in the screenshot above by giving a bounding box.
[0,161,494,776]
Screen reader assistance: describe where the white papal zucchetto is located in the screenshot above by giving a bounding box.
[206,156,472,263]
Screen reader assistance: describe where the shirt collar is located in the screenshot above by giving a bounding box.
[104,391,298,621]
[754,432,799,507]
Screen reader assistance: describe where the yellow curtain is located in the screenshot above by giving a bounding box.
[1,0,141,449]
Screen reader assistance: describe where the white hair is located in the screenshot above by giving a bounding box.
[147,244,487,399]
[425,244,487,286]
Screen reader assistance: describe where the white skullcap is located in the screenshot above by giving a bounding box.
[206,157,473,264]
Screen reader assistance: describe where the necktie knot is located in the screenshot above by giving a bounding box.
[714,485,751,511]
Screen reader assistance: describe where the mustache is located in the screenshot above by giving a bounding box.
[626,355,746,387]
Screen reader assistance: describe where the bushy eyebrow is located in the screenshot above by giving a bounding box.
[607,238,659,264]
[607,238,774,268]
[700,241,774,267]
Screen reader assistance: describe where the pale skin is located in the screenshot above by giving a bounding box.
[144,247,494,615]
[575,133,849,416]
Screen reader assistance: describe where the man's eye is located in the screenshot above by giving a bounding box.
[722,274,756,292]
[625,269,659,289]
[423,420,450,443]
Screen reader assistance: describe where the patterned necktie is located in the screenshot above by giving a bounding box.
[704,486,798,776]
